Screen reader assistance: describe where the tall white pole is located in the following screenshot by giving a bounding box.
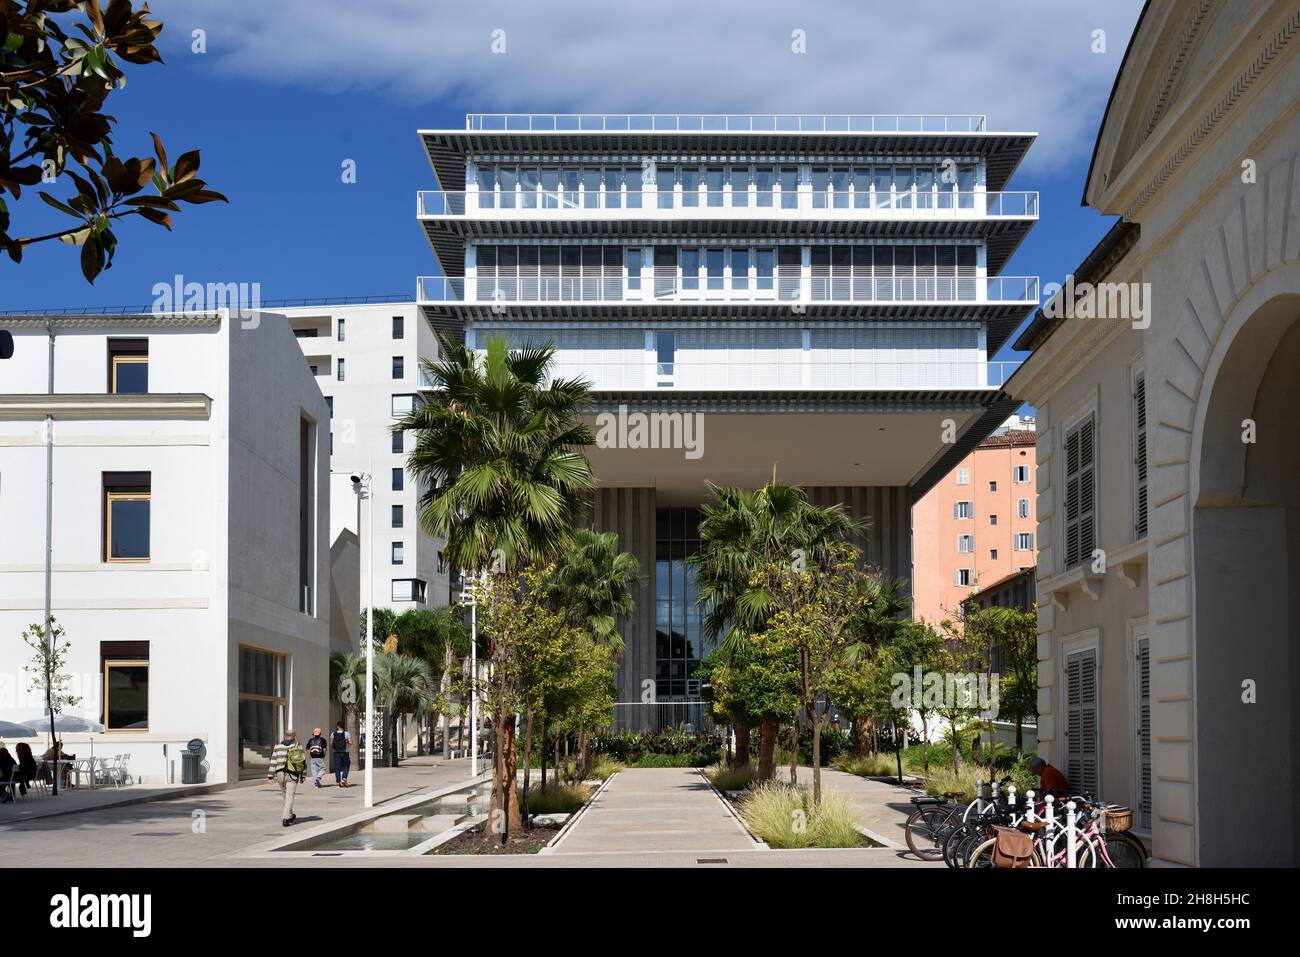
[364,456,374,809]
[470,570,477,777]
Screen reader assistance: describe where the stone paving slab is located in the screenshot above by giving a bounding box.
[550,767,759,855]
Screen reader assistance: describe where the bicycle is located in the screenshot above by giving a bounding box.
[905,776,1011,862]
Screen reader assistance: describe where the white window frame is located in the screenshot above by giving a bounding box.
[1013,464,1030,483]
[1018,497,1031,519]
[954,568,972,587]
[955,466,970,485]
[953,500,973,519]
[1014,532,1034,551]
[957,534,974,553]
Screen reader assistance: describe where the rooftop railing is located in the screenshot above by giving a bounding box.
[464,113,989,133]
[417,275,1039,305]
[417,189,1037,218]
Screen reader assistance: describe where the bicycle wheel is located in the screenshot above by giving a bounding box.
[1101,831,1147,868]
[965,836,1044,869]
[1045,829,1097,868]
[905,805,957,861]
[942,821,986,869]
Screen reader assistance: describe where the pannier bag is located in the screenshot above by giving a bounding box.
[992,825,1035,868]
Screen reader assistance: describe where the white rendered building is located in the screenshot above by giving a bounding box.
[415,113,1040,719]
[279,301,451,619]
[0,310,332,784]
[1007,0,1300,866]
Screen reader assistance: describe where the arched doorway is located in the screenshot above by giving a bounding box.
[1192,293,1300,866]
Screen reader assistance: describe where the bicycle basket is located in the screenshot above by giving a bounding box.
[1102,804,1133,832]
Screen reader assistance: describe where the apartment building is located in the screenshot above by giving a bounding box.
[280,301,451,617]
[415,112,1040,718]
[911,415,1037,626]
[0,310,332,784]
[1006,0,1300,866]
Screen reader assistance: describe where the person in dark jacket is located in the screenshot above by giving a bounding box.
[305,728,329,788]
[0,745,16,802]
[330,721,351,788]
[14,743,38,796]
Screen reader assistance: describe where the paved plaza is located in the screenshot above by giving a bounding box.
[0,758,933,868]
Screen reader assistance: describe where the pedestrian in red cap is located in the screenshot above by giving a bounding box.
[306,727,329,788]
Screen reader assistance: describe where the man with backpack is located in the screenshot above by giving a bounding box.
[268,729,307,826]
[306,727,329,788]
[330,721,351,788]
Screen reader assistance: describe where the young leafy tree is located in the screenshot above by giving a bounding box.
[886,619,946,773]
[757,543,878,804]
[965,604,1037,764]
[396,334,595,842]
[20,615,78,795]
[1,0,226,280]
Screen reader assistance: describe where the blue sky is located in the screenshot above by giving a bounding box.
[1,0,1143,361]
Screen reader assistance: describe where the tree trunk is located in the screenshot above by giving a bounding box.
[540,708,548,789]
[1015,717,1024,758]
[345,705,360,774]
[758,719,777,781]
[521,707,534,830]
[733,724,751,770]
[788,713,799,785]
[578,730,590,779]
[811,707,822,805]
[921,712,930,773]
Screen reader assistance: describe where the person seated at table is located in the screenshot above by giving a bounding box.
[41,741,76,787]
[0,744,16,802]
[14,743,38,796]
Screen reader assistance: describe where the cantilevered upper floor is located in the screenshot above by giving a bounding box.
[417,113,1039,276]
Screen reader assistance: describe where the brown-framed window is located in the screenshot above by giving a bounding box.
[103,472,150,562]
[238,645,288,777]
[101,641,149,731]
[108,338,148,394]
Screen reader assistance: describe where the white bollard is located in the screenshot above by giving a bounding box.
[1066,800,1078,868]
[1044,794,1056,866]
[1006,783,1017,812]
[1025,790,1036,822]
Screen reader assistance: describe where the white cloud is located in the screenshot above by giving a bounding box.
[153,0,1140,173]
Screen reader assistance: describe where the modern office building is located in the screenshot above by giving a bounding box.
[280,301,452,618]
[0,310,333,784]
[1006,0,1300,866]
[415,112,1040,718]
[911,415,1037,626]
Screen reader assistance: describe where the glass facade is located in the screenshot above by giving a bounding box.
[655,507,707,699]
[238,646,286,778]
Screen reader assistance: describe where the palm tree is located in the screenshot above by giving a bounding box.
[394,607,471,755]
[329,651,366,773]
[690,479,858,780]
[375,653,438,767]
[395,334,595,839]
[549,528,640,777]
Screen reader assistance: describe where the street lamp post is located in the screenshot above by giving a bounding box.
[338,464,374,809]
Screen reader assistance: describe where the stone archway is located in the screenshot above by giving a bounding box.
[1190,291,1299,866]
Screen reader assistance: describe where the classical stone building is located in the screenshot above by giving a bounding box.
[1007,0,1300,866]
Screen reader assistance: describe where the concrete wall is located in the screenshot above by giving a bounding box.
[224,313,332,783]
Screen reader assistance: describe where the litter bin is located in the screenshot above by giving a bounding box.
[181,738,207,784]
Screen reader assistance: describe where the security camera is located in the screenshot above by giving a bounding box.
[350,473,362,486]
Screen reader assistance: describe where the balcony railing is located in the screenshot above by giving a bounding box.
[464,113,988,133]
[470,359,1020,391]
[416,275,1039,305]
[417,189,1037,218]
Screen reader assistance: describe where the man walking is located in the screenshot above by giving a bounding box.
[330,720,352,788]
[306,727,329,788]
[268,729,306,827]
